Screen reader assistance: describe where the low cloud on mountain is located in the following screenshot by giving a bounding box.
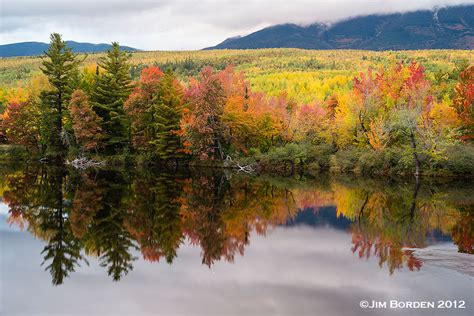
[1,0,473,50]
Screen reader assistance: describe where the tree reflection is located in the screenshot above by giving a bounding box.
[451,206,474,254]
[335,177,470,274]
[125,171,185,263]
[3,166,89,285]
[2,165,472,284]
[75,170,137,281]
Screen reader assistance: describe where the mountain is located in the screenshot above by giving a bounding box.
[0,41,139,58]
[206,4,474,50]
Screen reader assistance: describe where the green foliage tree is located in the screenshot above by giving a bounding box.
[124,67,185,160]
[91,42,133,153]
[153,70,185,160]
[124,66,164,152]
[40,33,80,160]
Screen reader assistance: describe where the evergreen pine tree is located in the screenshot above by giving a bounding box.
[153,70,185,160]
[40,33,80,160]
[91,42,132,153]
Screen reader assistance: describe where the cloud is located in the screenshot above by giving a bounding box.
[1,0,171,17]
[1,224,472,316]
[1,0,473,50]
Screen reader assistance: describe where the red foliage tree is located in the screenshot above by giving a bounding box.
[183,67,227,160]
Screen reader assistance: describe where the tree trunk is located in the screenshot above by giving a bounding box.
[409,130,420,177]
[215,137,224,161]
[410,175,420,220]
[58,91,64,162]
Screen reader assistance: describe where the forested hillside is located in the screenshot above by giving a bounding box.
[0,41,138,57]
[208,4,474,50]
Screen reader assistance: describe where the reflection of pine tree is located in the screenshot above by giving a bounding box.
[86,171,137,281]
[41,210,87,285]
[96,222,136,281]
[126,172,184,263]
[38,167,88,285]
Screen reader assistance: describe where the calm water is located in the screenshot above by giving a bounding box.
[0,165,473,316]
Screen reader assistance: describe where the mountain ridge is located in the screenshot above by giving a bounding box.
[0,41,139,58]
[205,4,474,50]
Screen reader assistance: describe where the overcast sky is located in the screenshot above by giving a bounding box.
[1,0,473,50]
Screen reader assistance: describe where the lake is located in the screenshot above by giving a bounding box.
[0,165,473,316]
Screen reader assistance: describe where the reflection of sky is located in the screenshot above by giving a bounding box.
[0,204,20,232]
[1,211,472,316]
[0,203,8,215]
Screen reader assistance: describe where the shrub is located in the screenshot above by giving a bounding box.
[255,143,307,174]
[305,143,335,170]
[357,147,415,175]
[443,144,474,175]
[330,147,363,172]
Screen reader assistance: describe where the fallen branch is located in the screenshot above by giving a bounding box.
[66,156,105,170]
[225,155,255,173]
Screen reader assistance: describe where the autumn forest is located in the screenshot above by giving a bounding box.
[0,33,472,177]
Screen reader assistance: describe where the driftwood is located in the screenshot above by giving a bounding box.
[224,155,255,173]
[66,156,105,170]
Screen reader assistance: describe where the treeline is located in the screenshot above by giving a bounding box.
[0,33,473,176]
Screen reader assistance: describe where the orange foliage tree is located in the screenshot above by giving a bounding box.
[452,66,474,141]
[1,99,42,153]
[69,90,104,153]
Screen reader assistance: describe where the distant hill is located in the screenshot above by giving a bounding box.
[0,41,139,58]
[206,4,474,50]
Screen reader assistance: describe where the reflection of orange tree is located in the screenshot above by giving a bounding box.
[451,206,473,254]
[70,173,103,239]
[181,175,306,265]
[333,178,467,274]
[3,167,46,233]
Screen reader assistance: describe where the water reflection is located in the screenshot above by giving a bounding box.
[1,165,472,285]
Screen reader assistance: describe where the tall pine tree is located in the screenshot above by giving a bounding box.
[153,70,185,160]
[91,42,132,153]
[40,33,80,160]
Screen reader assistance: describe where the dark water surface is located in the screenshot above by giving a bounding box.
[0,165,473,316]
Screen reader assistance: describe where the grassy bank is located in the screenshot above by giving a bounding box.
[238,143,474,178]
[3,143,472,178]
